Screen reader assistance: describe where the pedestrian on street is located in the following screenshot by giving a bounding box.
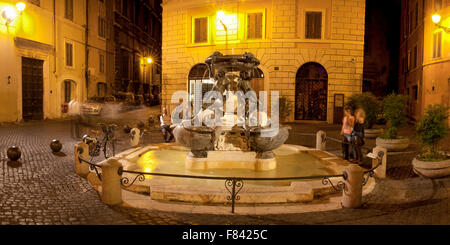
[68,99,82,140]
[160,107,175,142]
[352,108,365,164]
[340,106,355,160]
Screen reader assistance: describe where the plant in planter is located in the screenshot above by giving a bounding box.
[345,92,382,138]
[279,96,293,122]
[412,104,450,178]
[375,93,409,151]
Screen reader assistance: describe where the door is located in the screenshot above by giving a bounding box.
[22,57,44,120]
[295,62,328,121]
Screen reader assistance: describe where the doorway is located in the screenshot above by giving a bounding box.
[22,57,44,120]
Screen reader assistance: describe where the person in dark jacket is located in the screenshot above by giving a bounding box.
[352,109,365,164]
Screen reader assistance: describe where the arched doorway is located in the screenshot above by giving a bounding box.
[250,68,264,96]
[295,62,328,121]
[188,63,212,106]
[62,80,77,103]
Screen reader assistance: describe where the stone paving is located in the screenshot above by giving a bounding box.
[0,117,449,225]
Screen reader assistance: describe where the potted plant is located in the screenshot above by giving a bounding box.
[279,96,293,123]
[412,104,450,178]
[375,93,409,151]
[345,92,383,138]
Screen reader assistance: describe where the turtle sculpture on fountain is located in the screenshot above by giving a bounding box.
[173,51,289,171]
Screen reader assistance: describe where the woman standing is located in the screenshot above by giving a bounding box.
[341,107,355,160]
[352,109,366,164]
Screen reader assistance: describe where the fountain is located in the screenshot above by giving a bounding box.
[173,52,290,171]
[90,52,355,206]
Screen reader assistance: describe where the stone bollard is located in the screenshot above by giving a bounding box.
[372,146,387,178]
[130,128,141,147]
[316,130,326,150]
[342,164,365,208]
[74,142,90,177]
[101,157,123,206]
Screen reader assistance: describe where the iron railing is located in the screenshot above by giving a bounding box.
[76,133,384,213]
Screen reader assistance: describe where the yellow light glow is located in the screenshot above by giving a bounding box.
[147,57,152,64]
[432,14,441,24]
[137,151,159,179]
[16,2,26,12]
[217,10,225,21]
[2,6,18,23]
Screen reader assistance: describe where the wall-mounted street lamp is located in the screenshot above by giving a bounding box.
[1,2,26,26]
[432,14,450,33]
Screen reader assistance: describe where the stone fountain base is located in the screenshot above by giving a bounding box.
[186,151,276,171]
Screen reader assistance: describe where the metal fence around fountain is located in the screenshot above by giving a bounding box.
[77,147,384,213]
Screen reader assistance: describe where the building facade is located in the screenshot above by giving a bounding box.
[161,0,366,124]
[0,0,162,122]
[399,0,450,125]
[111,0,162,105]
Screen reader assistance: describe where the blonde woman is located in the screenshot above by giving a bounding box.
[341,107,355,160]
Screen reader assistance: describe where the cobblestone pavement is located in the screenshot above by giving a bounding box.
[0,119,449,225]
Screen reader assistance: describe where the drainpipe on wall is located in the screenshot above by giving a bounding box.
[85,0,89,99]
[53,0,56,75]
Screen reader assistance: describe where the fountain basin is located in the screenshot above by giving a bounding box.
[96,143,356,204]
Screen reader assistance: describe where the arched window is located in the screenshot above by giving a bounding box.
[295,62,328,121]
[188,63,212,106]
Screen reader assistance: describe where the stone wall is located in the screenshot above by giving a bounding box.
[161,0,366,123]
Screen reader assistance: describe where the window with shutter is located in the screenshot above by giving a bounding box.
[247,13,263,39]
[98,17,106,38]
[99,53,105,73]
[413,45,417,68]
[433,32,442,59]
[434,0,442,11]
[65,42,73,67]
[65,0,73,21]
[194,17,208,43]
[305,12,322,39]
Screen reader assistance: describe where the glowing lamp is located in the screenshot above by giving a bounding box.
[146,57,153,64]
[2,6,18,24]
[16,2,26,12]
[217,10,226,21]
[432,14,441,24]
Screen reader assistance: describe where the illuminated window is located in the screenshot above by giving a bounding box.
[194,17,208,43]
[433,32,442,58]
[65,0,73,21]
[305,12,322,39]
[65,42,73,67]
[247,13,263,39]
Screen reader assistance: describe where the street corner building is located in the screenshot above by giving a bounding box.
[0,0,162,122]
[160,0,366,124]
[399,0,450,126]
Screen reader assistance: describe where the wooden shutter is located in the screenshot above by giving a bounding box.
[194,17,208,43]
[66,43,73,67]
[305,12,322,39]
[247,13,263,39]
[433,32,442,58]
[65,0,73,21]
